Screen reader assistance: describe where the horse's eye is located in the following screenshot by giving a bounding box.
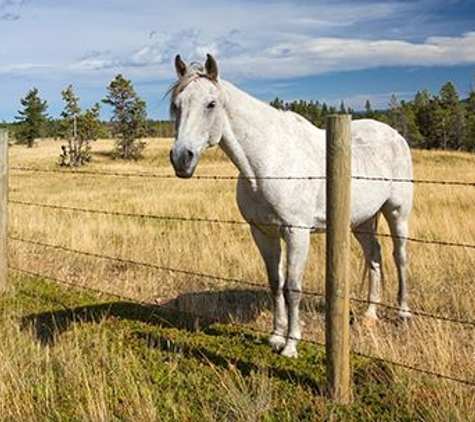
[207,100,217,110]
[172,103,180,117]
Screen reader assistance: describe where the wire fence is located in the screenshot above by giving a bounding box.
[9,233,475,329]
[7,165,475,389]
[10,165,475,187]
[9,264,475,389]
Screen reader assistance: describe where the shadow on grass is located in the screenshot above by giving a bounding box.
[20,288,271,346]
[21,288,394,397]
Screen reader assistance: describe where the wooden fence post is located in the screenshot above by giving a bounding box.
[325,114,352,404]
[0,130,8,293]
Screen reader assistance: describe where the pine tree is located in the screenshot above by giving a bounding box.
[16,88,49,147]
[102,74,147,160]
[339,101,347,114]
[270,97,284,110]
[58,85,102,167]
[463,75,475,151]
[388,94,403,131]
[439,82,465,150]
[400,101,424,147]
[364,99,374,119]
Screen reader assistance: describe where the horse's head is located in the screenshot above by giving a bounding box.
[169,54,225,178]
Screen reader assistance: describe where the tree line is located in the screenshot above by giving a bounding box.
[270,78,475,152]
[2,74,474,168]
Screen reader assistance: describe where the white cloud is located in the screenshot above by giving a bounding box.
[4,0,474,81]
[1,0,475,120]
[71,27,245,76]
[220,31,475,80]
[0,0,23,20]
[0,63,51,73]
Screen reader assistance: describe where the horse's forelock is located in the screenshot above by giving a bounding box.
[167,71,218,119]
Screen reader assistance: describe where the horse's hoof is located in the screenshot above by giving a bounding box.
[398,309,413,325]
[269,334,286,352]
[280,345,298,358]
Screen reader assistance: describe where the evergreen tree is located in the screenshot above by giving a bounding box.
[270,97,284,110]
[400,101,424,147]
[439,82,465,150]
[388,94,404,131]
[364,99,374,119]
[102,74,147,159]
[15,88,49,147]
[58,85,102,167]
[464,76,475,151]
[59,85,81,139]
[413,89,431,147]
[339,101,347,114]
[427,98,448,149]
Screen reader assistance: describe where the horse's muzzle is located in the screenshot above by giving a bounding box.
[170,147,198,178]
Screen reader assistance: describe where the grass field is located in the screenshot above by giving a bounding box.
[1,137,475,420]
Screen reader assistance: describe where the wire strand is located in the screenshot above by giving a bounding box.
[10,235,475,328]
[8,235,323,298]
[10,199,475,250]
[10,166,475,187]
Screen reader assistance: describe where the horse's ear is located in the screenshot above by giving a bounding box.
[205,54,219,80]
[175,54,187,78]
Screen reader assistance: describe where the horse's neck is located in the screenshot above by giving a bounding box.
[219,81,286,180]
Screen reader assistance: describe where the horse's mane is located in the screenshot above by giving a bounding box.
[167,63,217,119]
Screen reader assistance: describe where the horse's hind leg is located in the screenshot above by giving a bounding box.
[382,205,411,320]
[250,226,287,351]
[353,217,382,321]
[280,227,310,358]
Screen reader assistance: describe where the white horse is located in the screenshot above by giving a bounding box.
[169,54,413,357]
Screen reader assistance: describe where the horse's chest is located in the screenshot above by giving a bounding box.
[236,179,317,234]
[237,181,278,227]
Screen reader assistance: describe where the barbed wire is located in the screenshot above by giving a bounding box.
[8,235,316,296]
[10,235,475,329]
[10,265,475,388]
[10,199,475,251]
[352,231,475,250]
[351,349,475,388]
[348,296,475,328]
[10,166,475,187]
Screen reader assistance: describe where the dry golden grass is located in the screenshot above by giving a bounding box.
[5,138,475,419]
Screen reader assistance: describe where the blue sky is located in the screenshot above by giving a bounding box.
[1,0,475,121]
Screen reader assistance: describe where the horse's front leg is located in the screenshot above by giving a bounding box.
[281,227,311,358]
[250,226,287,351]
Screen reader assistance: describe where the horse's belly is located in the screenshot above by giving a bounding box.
[237,178,321,235]
[237,175,390,233]
[310,180,391,230]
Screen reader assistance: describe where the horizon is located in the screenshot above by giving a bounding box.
[1,0,475,122]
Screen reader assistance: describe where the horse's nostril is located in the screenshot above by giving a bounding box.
[183,149,194,167]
